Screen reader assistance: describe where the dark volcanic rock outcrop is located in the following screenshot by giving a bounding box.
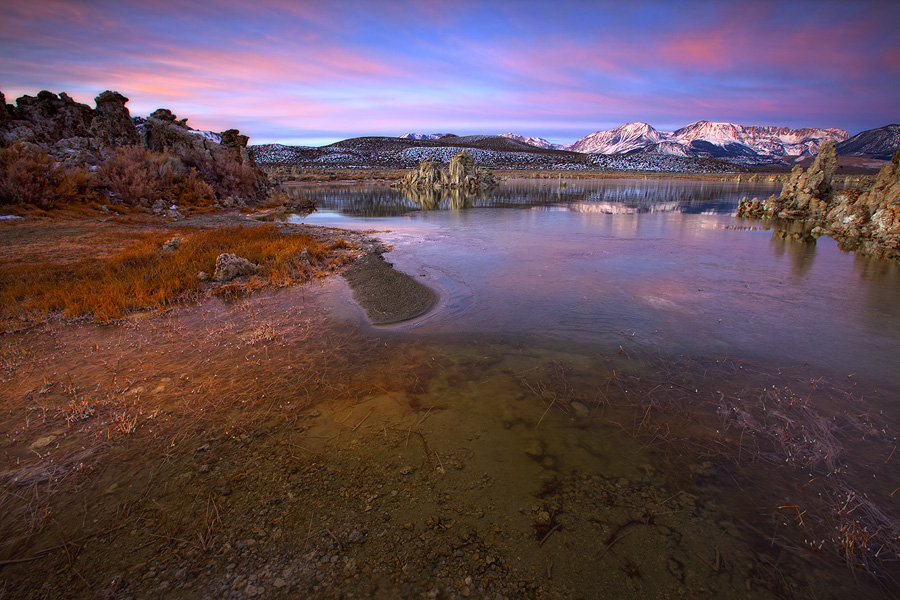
[91,91,139,148]
[738,142,900,259]
[142,108,202,154]
[1,90,94,145]
[0,88,265,203]
[395,150,496,192]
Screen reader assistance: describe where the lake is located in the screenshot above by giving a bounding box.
[288,178,900,389]
[283,177,900,598]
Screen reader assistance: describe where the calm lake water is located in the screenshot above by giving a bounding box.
[289,179,900,390]
[282,178,900,597]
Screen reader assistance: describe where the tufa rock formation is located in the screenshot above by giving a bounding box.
[0,88,265,202]
[91,91,140,148]
[395,150,496,192]
[738,142,900,259]
[737,141,837,220]
[826,148,900,258]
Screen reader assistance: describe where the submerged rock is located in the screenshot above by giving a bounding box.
[342,251,435,325]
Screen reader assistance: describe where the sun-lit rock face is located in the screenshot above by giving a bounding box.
[737,141,900,259]
[827,147,900,257]
[778,140,838,216]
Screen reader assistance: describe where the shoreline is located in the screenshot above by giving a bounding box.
[269,163,886,186]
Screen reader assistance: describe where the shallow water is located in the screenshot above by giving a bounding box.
[286,178,900,596]
[289,179,900,390]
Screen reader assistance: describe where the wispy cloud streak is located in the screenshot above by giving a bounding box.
[1,0,897,144]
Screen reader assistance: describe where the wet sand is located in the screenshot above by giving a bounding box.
[342,250,436,325]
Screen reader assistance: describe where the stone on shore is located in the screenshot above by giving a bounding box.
[214,253,258,282]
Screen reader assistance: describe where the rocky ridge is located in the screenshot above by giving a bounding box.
[250,136,741,174]
[497,132,566,150]
[737,141,900,259]
[0,89,265,206]
[836,124,900,160]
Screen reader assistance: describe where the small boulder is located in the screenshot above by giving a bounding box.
[214,253,258,282]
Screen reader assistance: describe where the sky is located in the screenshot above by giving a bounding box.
[1,0,898,146]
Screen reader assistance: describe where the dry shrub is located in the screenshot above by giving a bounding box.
[0,224,338,323]
[97,146,215,208]
[0,143,98,208]
[181,148,263,200]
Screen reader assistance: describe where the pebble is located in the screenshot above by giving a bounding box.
[570,401,590,419]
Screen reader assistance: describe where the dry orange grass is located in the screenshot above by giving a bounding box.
[0,224,337,324]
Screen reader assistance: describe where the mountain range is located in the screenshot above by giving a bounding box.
[402,122,898,165]
[569,121,849,161]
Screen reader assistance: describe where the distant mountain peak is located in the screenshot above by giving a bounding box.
[569,122,664,154]
[498,132,566,150]
[399,133,448,140]
[571,120,850,163]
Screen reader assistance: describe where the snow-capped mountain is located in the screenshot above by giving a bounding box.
[572,121,849,160]
[671,121,848,156]
[836,124,900,160]
[498,132,567,150]
[399,133,450,140]
[569,122,664,154]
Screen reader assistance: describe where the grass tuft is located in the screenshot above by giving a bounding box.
[1,224,344,324]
